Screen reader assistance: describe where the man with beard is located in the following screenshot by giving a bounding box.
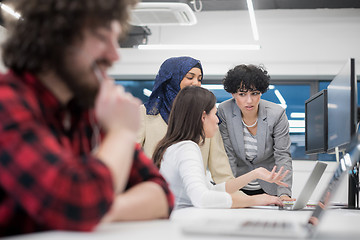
[0,0,174,237]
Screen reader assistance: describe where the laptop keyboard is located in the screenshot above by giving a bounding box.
[238,220,299,237]
[183,219,307,238]
[242,220,293,230]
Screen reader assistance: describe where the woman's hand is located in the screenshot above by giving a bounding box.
[250,194,284,206]
[230,192,284,208]
[279,195,296,201]
[95,79,141,133]
[255,166,289,187]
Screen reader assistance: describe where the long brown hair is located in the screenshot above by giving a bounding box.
[153,86,216,168]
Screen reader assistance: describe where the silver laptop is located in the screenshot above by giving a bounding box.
[282,161,327,210]
[182,135,360,238]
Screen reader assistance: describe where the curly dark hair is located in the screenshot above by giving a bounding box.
[2,0,137,75]
[222,64,270,94]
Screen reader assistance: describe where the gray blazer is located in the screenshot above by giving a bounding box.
[218,98,293,197]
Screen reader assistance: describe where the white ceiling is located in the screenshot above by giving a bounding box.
[141,0,360,11]
[109,7,360,80]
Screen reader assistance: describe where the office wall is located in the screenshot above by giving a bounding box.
[109,8,360,79]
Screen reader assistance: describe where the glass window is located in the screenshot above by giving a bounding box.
[264,85,309,160]
[115,79,354,161]
[115,80,154,103]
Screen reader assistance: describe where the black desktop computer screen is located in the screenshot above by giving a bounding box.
[305,89,328,154]
[327,58,357,153]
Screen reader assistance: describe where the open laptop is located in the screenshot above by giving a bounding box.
[248,161,327,211]
[182,135,360,238]
[282,161,327,210]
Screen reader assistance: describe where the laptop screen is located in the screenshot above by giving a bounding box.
[307,134,360,231]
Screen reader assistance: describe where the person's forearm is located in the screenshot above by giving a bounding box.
[225,170,256,193]
[230,192,283,208]
[96,129,136,192]
[230,191,255,208]
[101,181,169,222]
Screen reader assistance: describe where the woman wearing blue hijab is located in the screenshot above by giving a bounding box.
[144,56,203,123]
[137,56,236,185]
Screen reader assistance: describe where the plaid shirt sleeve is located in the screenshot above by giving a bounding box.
[0,82,114,235]
[126,144,175,216]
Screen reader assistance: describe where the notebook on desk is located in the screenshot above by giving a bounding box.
[182,149,358,239]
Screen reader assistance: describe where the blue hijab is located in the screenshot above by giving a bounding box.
[144,56,203,124]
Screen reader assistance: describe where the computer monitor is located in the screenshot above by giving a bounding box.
[327,58,357,154]
[305,89,328,154]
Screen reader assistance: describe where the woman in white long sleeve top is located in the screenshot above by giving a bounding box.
[153,86,289,209]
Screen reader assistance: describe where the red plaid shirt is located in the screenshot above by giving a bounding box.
[0,72,174,236]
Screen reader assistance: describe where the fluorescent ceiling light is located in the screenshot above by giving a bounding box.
[143,88,152,97]
[246,0,259,41]
[288,120,305,128]
[1,3,21,19]
[278,104,287,109]
[202,85,225,90]
[290,112,305,118]
[274,89,286,105]
[289,128,305,133]
[138,44,261,50]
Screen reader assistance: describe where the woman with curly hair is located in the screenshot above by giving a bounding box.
[218,64,294,201]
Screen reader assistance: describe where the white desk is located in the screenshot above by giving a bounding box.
[4,207,360,240]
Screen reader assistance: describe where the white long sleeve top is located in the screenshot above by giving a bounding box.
[160,140,232,209]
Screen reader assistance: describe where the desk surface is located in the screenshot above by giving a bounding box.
[4,207,360,240]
